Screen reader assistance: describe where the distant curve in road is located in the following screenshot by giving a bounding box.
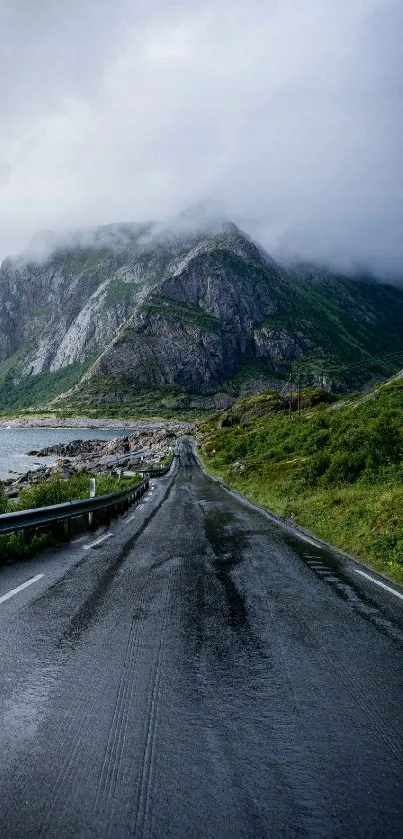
[0,440,402,838]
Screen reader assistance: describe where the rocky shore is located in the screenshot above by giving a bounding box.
[3,421,194,498]
[0,417,171,429]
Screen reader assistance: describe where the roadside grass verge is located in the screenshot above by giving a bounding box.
[0,472,139,563]
[199,379,403,585]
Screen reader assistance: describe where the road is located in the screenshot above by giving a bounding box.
[0,440,402,838]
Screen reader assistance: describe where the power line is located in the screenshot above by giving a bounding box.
[292,349,403,376]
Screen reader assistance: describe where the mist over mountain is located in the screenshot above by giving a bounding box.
[1,215,403,414]
[1,2,402,277]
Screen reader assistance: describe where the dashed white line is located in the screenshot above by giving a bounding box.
[125,513,137,525]
[83,533,113,550]
[0,573,45,605]
[355,569,403,602]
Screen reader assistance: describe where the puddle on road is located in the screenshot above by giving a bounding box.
[2,663,62,748]
[203,507,261,646]
[284,532,403,644]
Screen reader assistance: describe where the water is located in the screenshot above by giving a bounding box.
[0,428,134,480]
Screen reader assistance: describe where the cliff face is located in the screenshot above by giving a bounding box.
[87,227,301,391]
[1,218,403,410]
[85,225,403,394]
[0,222,203,375]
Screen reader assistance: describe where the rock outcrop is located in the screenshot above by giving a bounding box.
[5,421,193,495]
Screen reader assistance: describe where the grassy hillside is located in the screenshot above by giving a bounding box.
[0,362,90,411]
[199,376,403,585]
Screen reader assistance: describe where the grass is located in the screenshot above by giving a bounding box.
[0,471,139,563]
[60,378,210,420]
[0,362,93,411]
[14,472,138,510]
[140,297,221,332]
[199,377,403,585]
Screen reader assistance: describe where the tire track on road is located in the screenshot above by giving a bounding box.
[91,566,172,838]
[94,570,155,817]
[130,576,172,839]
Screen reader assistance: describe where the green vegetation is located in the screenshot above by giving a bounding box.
[105,279,136,309]
[0,482,7,514]
[214,250,403,382]
[59,376,207,420]
[199,377,403,585]
[219,359,283,396]
[0,363,91,411]
[141,297,221,332]
[0,471,139,562]
[0,344,34,381]
[14,472,137,510]
[48,246,112,275]
[159,454,173,467]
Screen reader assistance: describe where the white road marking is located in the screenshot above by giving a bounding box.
[83,533,113,550]
[301,535,321,548]
[355,569,403,601]
[125,514,137,525]
[0,573,45,605]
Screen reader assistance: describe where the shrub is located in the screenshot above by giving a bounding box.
[19,475,70,509]
[324,451,366,484]
[365,415,402,469]
[0,481,8,514]
[303,428,331,454]
[16,472,137,511]
[0,472,140,563]
[305,452,330,484]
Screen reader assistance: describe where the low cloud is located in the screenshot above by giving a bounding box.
[0,0,402,277]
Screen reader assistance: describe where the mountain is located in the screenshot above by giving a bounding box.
[1,217,403,413]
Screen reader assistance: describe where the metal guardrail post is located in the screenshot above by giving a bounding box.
[0,470,160,550]
[0,477,150,539]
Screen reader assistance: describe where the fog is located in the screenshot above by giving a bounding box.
[1,0,402,277]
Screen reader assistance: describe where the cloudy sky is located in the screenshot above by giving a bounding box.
[1,0,402,275]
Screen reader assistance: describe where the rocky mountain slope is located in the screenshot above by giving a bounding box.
[1,217,403,412]
[0,222,201,374]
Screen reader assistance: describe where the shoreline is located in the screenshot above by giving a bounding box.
[0,417,191,430]
[0,420,194,485]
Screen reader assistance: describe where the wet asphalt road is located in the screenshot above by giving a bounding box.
[0,441,403,838]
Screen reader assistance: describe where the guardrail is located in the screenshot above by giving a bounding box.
[0,477,149,538]
[135,465,172,477]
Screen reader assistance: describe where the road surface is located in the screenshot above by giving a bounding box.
[0,440,402,838]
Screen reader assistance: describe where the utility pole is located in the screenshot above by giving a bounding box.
[298,373,302,417]
[289,364,293,416]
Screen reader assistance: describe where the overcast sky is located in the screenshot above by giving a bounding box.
[1,0,402,275]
